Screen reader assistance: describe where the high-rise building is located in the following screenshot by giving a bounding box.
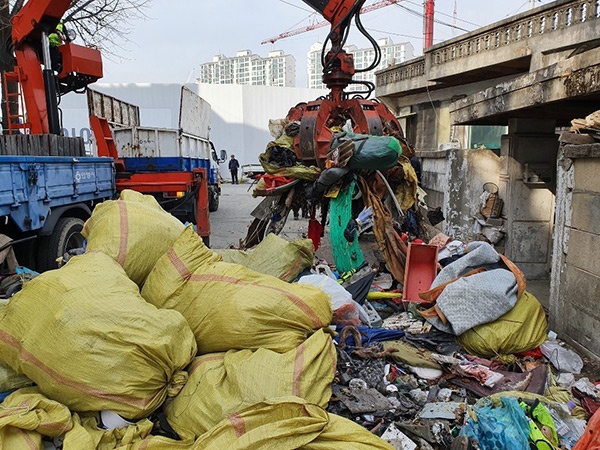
[307,38,414,91]
[198,50,296,87]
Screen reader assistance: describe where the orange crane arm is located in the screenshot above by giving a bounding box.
[7,0,103,135]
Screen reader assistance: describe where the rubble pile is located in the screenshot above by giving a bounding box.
[0,151,599,448]
[314,233,599,450]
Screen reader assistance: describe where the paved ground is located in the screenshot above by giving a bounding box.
[210,181,312,248]
[209,182,263,249]
[210,181,335,261]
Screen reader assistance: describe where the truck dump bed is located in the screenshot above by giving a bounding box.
[112,127,214,173]
[0,156,115,232]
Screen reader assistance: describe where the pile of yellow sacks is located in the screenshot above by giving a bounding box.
[0,190,394,450]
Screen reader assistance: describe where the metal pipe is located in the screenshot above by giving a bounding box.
[41,31,61,135]
[41,32,52,69]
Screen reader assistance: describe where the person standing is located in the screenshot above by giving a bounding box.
[229,155,240,184]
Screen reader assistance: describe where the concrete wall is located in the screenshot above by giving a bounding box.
[500,119,558,279]
[418,122,557,280]
[551,143,600,359]
[445,148,504,244]
[420,148,503,242]
[419,150,448,215]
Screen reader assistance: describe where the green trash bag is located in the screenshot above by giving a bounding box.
[331,131,402,171]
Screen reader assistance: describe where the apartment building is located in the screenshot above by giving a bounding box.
[198,50,296,87]
[308,38,414,90]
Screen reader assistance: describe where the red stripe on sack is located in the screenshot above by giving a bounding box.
[189,355,224,374]
[0,330,151,408]
[116,201,129,266]
[188,274,324,328]
[19,429,39,450]
[292,341,305,397]
[281,259,302,282]
[228,413,246,437]
[43,419,73,436]
[167,249,192,280]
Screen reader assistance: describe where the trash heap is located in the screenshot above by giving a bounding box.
[245,118,424,269]
[239,117,600,449]
[305,235,599,450]
[0,190,398,449]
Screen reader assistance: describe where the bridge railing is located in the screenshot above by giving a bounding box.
[377,0,600,87]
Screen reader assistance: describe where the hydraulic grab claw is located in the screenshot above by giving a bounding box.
[288,0,405,167]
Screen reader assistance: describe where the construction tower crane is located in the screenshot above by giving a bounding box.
[262,0,401,45]
[262,0,436,49]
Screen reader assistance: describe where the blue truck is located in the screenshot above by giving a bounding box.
[0,143,115,272]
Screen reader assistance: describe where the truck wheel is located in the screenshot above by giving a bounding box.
[37,217,86,272]
[209,187,219,212]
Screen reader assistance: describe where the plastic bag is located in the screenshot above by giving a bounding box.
[457,291,548,360]
[82,190,185,287]
[540,339,584,374]
[217,234,314,282]
[0,387,72,449]
[461,397,531,450]
[0,361,33,393]
[192,397,395,450]
[0,252,197,419]
[166,330,336,439]
[298,274,360,326]
[331,131,402,171]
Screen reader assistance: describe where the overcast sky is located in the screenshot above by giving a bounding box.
[100,0,546,87]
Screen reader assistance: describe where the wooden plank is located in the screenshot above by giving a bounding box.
[41,135,51,156]
[49,134,59,156]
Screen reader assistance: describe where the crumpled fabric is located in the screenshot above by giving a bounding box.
[574,408,600,450]
[385,161,418,212]
[357,176,407,283]
[419,242,525,335]
[258,150,321,181]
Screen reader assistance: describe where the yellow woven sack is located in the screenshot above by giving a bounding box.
[193,397,329,450]
[0,252,197,419]
[141,227,332,354]
[0,387,73,450]
[192,397,394,450]
[300,413,395,450]
[63,414,198,450]
[216,233,314,282]
[165,329,336,439]
[82,190,185,286]
[457,291,548,359]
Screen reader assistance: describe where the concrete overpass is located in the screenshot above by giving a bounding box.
[374,0,600,359]
[377,0,600,129]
